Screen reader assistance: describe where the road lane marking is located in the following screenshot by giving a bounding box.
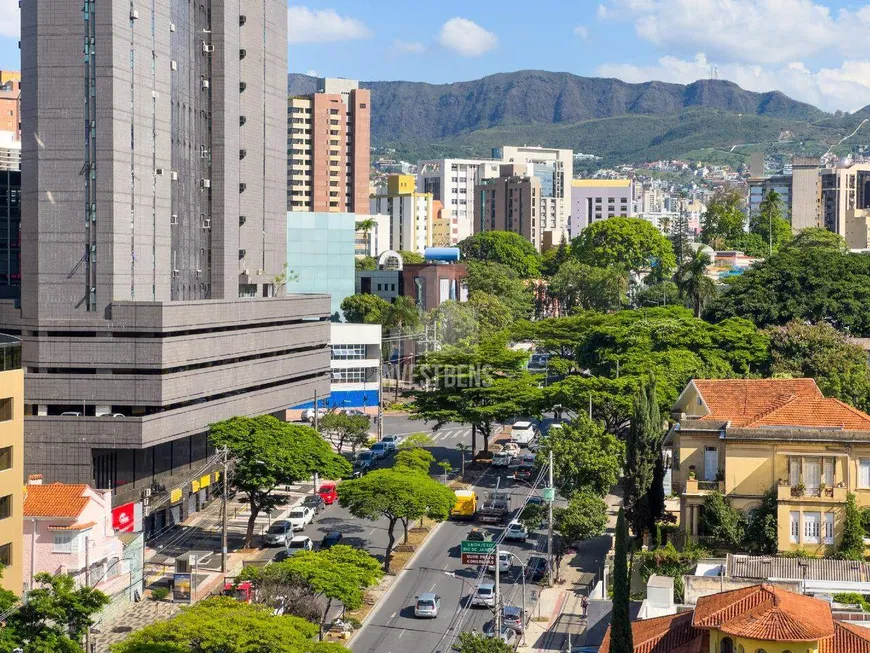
[429,582,436,592]
[398,629,405,638]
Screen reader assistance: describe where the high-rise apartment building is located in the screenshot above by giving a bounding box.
[570,179,634,235]
[417,159,501,244]
[748,174,792,219]
[0,77,19,140]
[473,164,542,248]
[370,175,435,254]
[0,170,20,297]
[791,156,821,231]
[820,162,870,249]
[288,78,370,213]
[494,146,573,244]
[11,1,330,529]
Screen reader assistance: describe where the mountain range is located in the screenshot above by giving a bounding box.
[288,70,870,168]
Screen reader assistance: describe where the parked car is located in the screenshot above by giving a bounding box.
[514,464,535,482]
[301,495,326,514]
[492,451,512,468]
[320,530,343,549]
[505,521,528,542]
[99,413,125,418]
[301,407,328,422]
[520,452,537,466]
[339,408,366,417]
[370,442,390,459]
[466,528,492,542]
[317,482,338,505]
[414,592,441,618]
[60,411,83,417]
[499,442,521,456]
[350,459,371,478]
[356,450,374,465]
[483,621,519,645]
[502,605,527,633]
[263,520,293,546]
[526,555,550,582]
[471,582,496,608]
[510,420,540,446]
[286,506,315,531]
[286,535,313,553]
[487,551,512,574]
[381,435,400,448]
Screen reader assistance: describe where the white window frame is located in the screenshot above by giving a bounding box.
[53,532,75,553]
[803,512,821,545]
[790,511,799,544]
[860,459,870,489]
[824,512,835,545]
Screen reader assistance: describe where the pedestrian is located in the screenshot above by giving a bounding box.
[581,594,588,616]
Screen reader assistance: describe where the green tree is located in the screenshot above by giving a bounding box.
[355,218,377,256]
[727,232,768,257]
[318,412,371,454]
[541,235,571,277]
[9,573,109,653]
[634,280,681,308]
[675,250,717,318]
[518,502,547,533]
[743,487,778,555]
[705,246,870,336]
[466,261,534,321]
[609,507,633,653]
[838,493,865,560]
[459,231,541,278]
[111,597,347,653]
[571,217,676,278]
[537,415,623,498]
[700,491,744,548]
[767,320,870,411]
[424,292,512,348]
[785,227,847,251]
[239,546,382,639]
[623,374,664,536]
[338,468,455,571]
[397,250,425,264]
[467,291,513,333]
[354,256,377,272]
[394,447,435,474]
[700,187,745,244]
[210,416,352,546]
[396,432,435,449]
[545,376,637,435]
[555,492,608,543]
[457,632,515,653]
[749,189,792,254]
[382,295,421,333]
[340,294,391,324]
[549,260,627,313]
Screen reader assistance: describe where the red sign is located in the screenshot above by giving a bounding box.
[112,502,135,533]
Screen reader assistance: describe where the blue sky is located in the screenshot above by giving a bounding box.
[2,1,870,111]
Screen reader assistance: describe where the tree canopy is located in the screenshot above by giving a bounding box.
[700,187,745,245]
[459,231,541,278]
[210,416,351,546]
[111,597,347,653]
[555,492,608,544]
[549,260,626,313]
[624,374,665,536]
[318,413,371,454]
[570,217,676,278]
[340,294,391,325]
[465,261,534,321]
[749,189,792,253]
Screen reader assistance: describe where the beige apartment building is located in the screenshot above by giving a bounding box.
[473,164,542,249]
[288,78,370,213]
[819,162,870,249]
[369,175,436,254]
[791,156,822,231]
[0,336,22,595]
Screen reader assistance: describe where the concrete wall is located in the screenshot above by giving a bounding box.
[683,576,801,605]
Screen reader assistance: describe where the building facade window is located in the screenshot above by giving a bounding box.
[803,512,821,544]
[790,511,799,543]
[331,344,366,360]
[824,512,835,544]
[53,533,75,553]
[0,446,11,472]
[0,543,10,567]
[858,459,870,488]
[331,368,367,384]
[0,495,10,520]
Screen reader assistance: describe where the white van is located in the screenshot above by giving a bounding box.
[510,420,539,446]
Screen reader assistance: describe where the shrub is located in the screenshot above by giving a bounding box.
[150,587,170,601]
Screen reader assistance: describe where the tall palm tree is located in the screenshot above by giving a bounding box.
[676,250,716,318]
[355,218,377,256]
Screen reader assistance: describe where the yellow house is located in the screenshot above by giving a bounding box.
[669,378,870,555]
[600,583,870,653]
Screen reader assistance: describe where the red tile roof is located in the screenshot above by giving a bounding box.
[822,622,870,653]
[598,611,706,653]
[23,483,89,518]
[690,379,870,430]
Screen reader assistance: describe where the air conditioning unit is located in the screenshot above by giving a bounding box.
[201,79,210,90]
[172,269,179,277]
[202,43,214,53]
[195,269,202,278]
[239,14,246,26]
[169,22,176,32]
[170,214,178,225]
[239,48,246,59]
[200,146,209,159]
[239,82,246,92]
[200,179,211,189]
[130,9,139,20]
[202,218,211,229]
[170,171,178,181]
[239,183,246,193]
[239,149,246,159]
[155,168,165,176]
[170,60,177,71]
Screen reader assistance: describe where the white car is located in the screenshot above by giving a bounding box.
[510,421,540,446]
[301,407,327,422]
[505,521,528,541]
[286,506,315,531]
[286,535,313,554]
[487,551,512,574]
[492,451,512,468]
[471,582,496,608]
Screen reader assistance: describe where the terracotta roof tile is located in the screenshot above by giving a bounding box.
[692,379,823,426]
[598,612,705,653]
[23,483,89,518]
[821,621,870,653]
[745,398,870,430]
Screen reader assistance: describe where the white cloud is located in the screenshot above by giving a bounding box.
[437,17,498,57]
[597,53,870,113]
[287,6,372,44]
[392,39,426,54]
[598,0,870,65]
[0,0,18,38]
[573,25,589,40]
[305,69,318,77]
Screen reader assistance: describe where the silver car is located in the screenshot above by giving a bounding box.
[414,592,440,618]
[263,520,292,546]
[471,582,496,608]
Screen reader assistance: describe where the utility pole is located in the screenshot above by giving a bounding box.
[547,449,554,588]
[221,448,229,573]
[494,543,501,634]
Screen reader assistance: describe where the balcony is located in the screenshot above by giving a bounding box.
[684,479,724,495]
[776,483,847,503]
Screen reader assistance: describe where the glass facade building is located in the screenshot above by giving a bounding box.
[0,171,19,298]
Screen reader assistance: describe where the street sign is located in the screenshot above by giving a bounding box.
[460,540,496,554]
[462,552,496,566]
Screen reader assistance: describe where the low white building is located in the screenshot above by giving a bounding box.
[328,323,381,416]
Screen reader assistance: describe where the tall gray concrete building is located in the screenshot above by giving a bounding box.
[9,1,330,531]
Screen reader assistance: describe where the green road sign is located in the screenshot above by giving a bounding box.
[460,540,496,554]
